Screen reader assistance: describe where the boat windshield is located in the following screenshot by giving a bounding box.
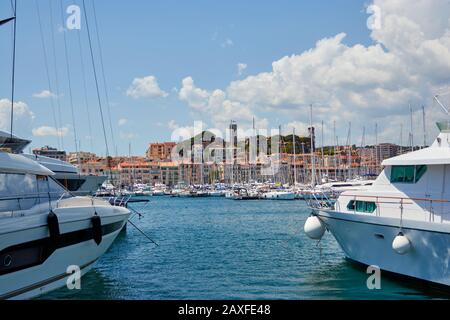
[0,173,70,212]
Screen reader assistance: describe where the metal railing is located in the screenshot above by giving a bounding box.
[332,193,450,223]
[305,189,337,210]
[0,191,70,217]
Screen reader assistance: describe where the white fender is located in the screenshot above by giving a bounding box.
[392,233,411,255]
[304,216,325,240]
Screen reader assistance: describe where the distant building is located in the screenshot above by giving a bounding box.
[159,162,179,186]
[79,159,108,176]
[118,161,161,186]
[376,143,400,161]
[32,146,67,162]
[146,142,176,162]
[67,151,97,165]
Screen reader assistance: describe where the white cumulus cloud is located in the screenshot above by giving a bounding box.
[126,76,168,99]
[33,90,56,99]
[177,0,450,145]
[0,99,34,137]
[32,126,69,137]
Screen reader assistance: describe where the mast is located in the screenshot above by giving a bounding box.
[360,126,366,177]
[400,123,403,155]
[279,124,282,184]
[375,123,379,173]
[409,104,414,152]
[310,105,315,187]
[9,0,17,139]
[320,120,324,183]
[293,128,297,185]
[422,105,427,148]
[252,117,256,183]
[333,120,337,181]
[59,0,80,167]
[345,122,352,181]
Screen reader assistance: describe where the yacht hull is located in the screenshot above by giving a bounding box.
[0,211,128,300]
[316,210,450,287]
[261,192,296,200]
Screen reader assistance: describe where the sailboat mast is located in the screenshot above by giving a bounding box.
[360,126,366,176]
[310,105,315,187]
[400,124,403,155]
[409,104,414,151]
[320,120,324,183]
[347,122,352,181]
[333,121,337,181]
[422,105,427,148]
[279,124,282,184]
[375,123,379,173]
[10,0,17,139]
[293,128,297,185]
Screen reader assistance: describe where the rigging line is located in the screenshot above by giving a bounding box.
[59,0,79,159]
[82,0,111,163]
[48,0,64,149]
[35,0,60,149]
[9,0,17,139]
[91,0,117,156]
[75,15,94,153]
[127,219,159,247]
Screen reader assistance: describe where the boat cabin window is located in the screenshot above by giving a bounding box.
[390,165,427,184]
[347,200,377,213]
[0,173,67,212]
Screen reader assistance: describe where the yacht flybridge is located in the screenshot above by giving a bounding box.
[305,121,450,287]
[0,151,130,299]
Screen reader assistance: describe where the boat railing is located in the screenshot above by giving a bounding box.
[336,194,450,222]
[0,191,70,216]
[306,189,336,210]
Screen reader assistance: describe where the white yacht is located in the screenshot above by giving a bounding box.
[261,190,296,200]
[304,121,450,287]
[0,131,106,196]
[0,152,130,299]
[24,154,106,197]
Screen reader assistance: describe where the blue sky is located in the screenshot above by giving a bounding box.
[2,0,446,156]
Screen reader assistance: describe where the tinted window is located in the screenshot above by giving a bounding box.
[347,200,377,213]
[391,165,427,184]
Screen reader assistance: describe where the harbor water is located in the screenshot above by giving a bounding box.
[41,197,447,300]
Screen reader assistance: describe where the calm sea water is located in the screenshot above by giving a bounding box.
[41,197,448,300]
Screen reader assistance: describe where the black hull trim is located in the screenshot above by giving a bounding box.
[0,220,124,276]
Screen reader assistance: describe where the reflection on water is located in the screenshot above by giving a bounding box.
[40,198,446,300]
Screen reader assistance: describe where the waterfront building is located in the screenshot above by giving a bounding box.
[67,151,97,165]
[118,161,161,186]
[376,143,400,161]
[146,142,176,162]
[160,162,179,186]
[79,158,109,176]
